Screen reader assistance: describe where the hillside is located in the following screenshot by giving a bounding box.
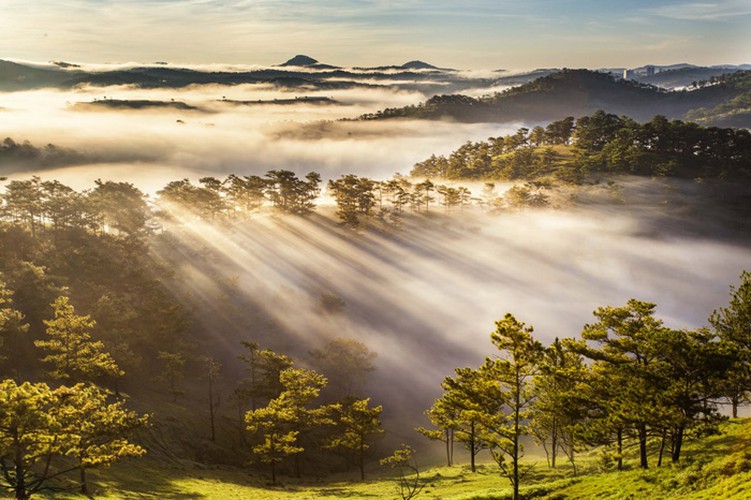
[635,65,746,89]
[0,60,82,91]
[359,69,751,124]
[22,418,751,499]
[71,99,204,112]
[684,71,751,127]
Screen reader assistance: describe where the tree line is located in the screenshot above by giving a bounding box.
[0,172,479,233]
[5,111,749,233]
[417,270,751,500]
[411,111,751,182]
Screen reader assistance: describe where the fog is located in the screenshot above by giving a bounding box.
[149,183,751,428]
[0,84,518,190]
[2,82,751,431]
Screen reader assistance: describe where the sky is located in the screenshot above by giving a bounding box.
[1,0,750,70]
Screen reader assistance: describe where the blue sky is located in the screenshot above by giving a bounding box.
[2,0,749,68]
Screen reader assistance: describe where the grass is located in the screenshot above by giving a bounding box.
[5,419,751,499]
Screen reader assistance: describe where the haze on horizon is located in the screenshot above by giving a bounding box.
[1,0,750,70]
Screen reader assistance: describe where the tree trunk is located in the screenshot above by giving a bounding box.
[639,423,648,469]
[15,439,28,500]
[80,467,88,494]
[209,379,216,441]
[671,426,684,463]
[271,461,276,485]
[470,422,476,473]
[551,417,558,469]
[570,445,577,477]
[513,368,521,500]
[359,428,365,481]
[732,397,739,419]
[449,428,454,466]
[295,453,301,479]
[237,404,244,441]
[445,429,451,467]
[15,462,27,500]
[657,430,667,467]
[616,428,623,471]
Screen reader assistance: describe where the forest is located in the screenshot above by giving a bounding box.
[357,69,751,127]
[410,112,751,182]
[1,107,751,498]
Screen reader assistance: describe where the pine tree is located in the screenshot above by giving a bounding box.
[710,270,751,416]
[483,313,543,500]
[55,384,148,494]
[277,368,338,478]
[245,402,303,484]
[200,356,222,441]
[531,338,586,472]
[0,281,28,372]
[438,366,496,473]
[577,299,667,469]
[0,380,62,500]
[416,401,455,467]
[245,367,336,483]
[325,398,383,481]
[155,351,186,402]
[35,296,122,383]
[309,338,376,400]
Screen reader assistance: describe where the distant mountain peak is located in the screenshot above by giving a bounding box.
[280,55,319,67]
[401,60,438,70]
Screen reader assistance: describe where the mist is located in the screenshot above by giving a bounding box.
[148,183,751,429]
[2,79,751,433]
[0,84,518,190]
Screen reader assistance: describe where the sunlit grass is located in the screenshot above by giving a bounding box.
[13,419,751,500]
[12,419,750,499]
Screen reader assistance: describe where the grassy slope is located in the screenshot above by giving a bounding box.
[11,418,750,499]
[553,419,751,500]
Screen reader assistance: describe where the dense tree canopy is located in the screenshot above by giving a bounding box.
[411,112,751,182]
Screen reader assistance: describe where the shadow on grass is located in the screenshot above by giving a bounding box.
[315,487,380,497]
[87,460,208,499]
[85,455,384,499]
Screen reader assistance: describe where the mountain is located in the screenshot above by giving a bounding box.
[279,54,319,66]
[358,69,751,124]
[0,59,491,94]
[0,60,78,91]
[278,54,339,70]
[400,60,439,70]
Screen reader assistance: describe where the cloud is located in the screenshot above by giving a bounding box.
[2,75,750,429]
[3,0,747,70]
[148,185,751,423]
[648,1,751,20]
[0,84,516,187]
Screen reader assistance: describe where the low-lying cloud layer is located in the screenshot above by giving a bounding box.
[152,200,751,425]
[3,80,750,428]
[0,84,518,192]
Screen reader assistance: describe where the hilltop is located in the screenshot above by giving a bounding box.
[359,69,751,125]
[279,54,320,66]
